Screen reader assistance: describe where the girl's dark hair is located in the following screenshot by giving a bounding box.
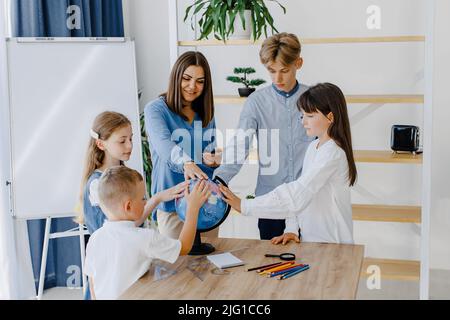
[162,51,214,128]
[298,83,357,186]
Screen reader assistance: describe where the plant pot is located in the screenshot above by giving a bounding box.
[238,87,255,97]
[229,10,252,40]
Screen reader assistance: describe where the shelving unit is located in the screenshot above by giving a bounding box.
[352,204,421,223]
[249,149,422,164]
[354,150,423,164]
[232,205,421,224]
[361,258,421,281]
[178,35,425,47]
[169,0,433,298]
[214,95,424,105]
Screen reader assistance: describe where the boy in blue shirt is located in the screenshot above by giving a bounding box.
[212,33,313,240]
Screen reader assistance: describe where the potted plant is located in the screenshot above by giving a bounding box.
[184,0,286,41]
[227,67,266,97]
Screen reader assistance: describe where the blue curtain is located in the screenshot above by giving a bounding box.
[12,0,124,292]
[13,0,124,37]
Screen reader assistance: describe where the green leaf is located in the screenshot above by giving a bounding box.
[238,7,246,30]
[268,0,287,14]
[250,8,257,40]
[249,79,266,87]
[193,2,206,15]
[184,0,206,21]
[200,17,214,39]
[184,4,193,22]
[226,76,243,83]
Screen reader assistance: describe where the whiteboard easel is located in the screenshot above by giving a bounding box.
[36,217,89,300]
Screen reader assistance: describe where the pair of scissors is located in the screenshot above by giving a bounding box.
[264,253,296,261]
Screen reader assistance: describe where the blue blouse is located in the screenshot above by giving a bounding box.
[83,170,106,235]
[144,97,216,214]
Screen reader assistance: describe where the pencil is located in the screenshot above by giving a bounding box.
[247,262,283,272]
[267,264,306,278]
[256,261,294,273]
[264,263,304,276]
[278,265,310,280]
[259,261,295,274]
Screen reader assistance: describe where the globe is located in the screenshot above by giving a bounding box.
[175,177,231,232]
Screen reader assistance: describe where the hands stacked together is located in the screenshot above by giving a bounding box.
[156,147,300,246]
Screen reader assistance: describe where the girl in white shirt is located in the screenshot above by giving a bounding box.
[219,83,357,244]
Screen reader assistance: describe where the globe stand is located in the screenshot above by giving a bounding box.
[188,231,215,256]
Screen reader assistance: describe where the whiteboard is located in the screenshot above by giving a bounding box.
[6,38,143,220]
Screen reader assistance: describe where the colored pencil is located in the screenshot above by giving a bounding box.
[264,263,304,276]
[278,265,310,280]
[259,261,295,274]
[256,261,294,273]
[247,262,283,272]
[267,264,306,278]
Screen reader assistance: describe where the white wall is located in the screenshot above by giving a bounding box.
[123,0,171,112]
[124,0,450,277]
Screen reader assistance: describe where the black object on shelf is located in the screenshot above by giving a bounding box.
[391,125,421,154]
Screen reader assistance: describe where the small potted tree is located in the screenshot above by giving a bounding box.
[227,67,266,97]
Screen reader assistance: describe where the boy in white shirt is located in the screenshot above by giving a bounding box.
[84,166,211,300]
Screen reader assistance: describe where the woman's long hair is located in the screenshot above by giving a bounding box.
[77,111,131,223]
[298,83,357,186]
[162,51,214,128]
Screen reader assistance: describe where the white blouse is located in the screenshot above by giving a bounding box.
[241,139,354,244]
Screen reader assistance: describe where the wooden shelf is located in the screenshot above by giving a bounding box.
[249,149,422,164]
[361,258,420,281]
[354,150,423,164]
[215,95,247,104]
[179,36,425,47]
[352,204,421,223]
[214,95,424,105]
[346,95,424,104]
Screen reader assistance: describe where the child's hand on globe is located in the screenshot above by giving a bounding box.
[185,180,211,212]
[219,185,242,213]
[157,181,189,202]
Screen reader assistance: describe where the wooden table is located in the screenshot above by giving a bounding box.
[121,238,364,300]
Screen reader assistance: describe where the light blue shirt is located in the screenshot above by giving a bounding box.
[214,82,314,197]
[144,97,216,213]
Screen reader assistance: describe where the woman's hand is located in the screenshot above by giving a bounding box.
[185,180,211,212]
[183,161,209,180]
[203,148,223,168]
[218,185,242,213]
[271,233,301,245]
[157,181,190,202]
